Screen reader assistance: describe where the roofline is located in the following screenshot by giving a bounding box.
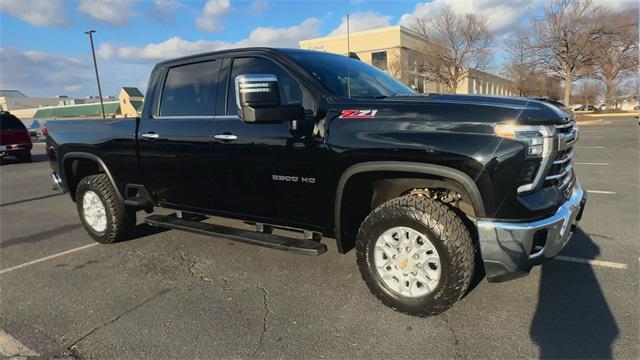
[35,100,120,111]
[299,25,426,44]
[155,47,286,66]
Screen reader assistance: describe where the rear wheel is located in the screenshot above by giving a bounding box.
[356,195,474,316]
[76,174,135,243]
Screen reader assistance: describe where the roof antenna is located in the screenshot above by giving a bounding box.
[347,13,352,99]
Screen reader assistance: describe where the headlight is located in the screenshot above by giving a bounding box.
[495,123,556,193]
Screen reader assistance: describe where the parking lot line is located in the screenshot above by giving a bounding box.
[580,136,602,139]
[586,190,617,194]
[554,256,628,269]
[0,328,39,357]
[0,193,64,207]
[575,162,609,166]
[0,243,97,275]
[576,146,606,149]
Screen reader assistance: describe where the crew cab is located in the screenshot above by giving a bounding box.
[46,48,586,316]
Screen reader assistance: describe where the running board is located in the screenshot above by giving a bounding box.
[144,214,327,256]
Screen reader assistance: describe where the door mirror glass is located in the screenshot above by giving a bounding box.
[234,74,304,124]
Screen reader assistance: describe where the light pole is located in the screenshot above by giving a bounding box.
[85,30,106,119]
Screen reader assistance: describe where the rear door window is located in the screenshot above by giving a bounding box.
[159,60,221,116]
[0,113,26,130]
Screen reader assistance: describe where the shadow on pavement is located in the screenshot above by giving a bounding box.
[0,153,49,165]
[530,228,619,359]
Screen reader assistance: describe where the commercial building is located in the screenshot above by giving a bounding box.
[1,87,144,122]
[299,25,514,95]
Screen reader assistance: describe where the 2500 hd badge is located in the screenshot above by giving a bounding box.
[272,174,316,184]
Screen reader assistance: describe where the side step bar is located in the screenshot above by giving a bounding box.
[144,214,327,256]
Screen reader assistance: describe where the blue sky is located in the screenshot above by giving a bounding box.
[0,0,635,98]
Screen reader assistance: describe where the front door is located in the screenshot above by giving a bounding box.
[138,58,229,211]
[212,56,328,229]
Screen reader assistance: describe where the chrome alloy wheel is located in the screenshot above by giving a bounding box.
[82,190,107,233]
[373,226,441,298]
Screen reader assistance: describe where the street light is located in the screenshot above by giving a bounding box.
[84,30,106,119]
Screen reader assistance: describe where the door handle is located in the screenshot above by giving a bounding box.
[213,134,238,141]
[141,132,159,139]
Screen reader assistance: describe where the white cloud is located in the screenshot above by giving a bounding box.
[149,0,183,22]
[329,11,391,35]
[196,0,231,32]
[0,47,153,98]
[249,0,269,16]
[0,48,88,97]
[100,18,322,62]
[399,0,536,33]
[592,0,638,10]
[0,0,69,27]
[77,0,135,26]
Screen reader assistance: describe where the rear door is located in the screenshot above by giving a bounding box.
[138,58,228,211]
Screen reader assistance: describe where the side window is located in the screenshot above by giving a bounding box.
[227,57,303,116]
[159,60,220,116]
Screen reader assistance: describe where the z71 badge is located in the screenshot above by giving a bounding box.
[339,109,378,119]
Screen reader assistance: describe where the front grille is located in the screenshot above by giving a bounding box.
[544,119,577,196]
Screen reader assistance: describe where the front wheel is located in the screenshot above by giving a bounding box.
[356,195,474,316]
[76,174,136,243]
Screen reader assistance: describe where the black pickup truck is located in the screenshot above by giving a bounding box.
[46,48,586,316]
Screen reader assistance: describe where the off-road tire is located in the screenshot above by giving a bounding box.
[76,174,136,243]
[356,195,474,316]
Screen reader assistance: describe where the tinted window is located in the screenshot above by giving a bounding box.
[227,57,302,116]
[0,113,26,130]
[160,60,220,116]
[285,51,413,99]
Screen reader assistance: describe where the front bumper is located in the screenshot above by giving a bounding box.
[477,181,586,282]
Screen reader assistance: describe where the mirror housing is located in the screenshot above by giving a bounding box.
[235,74,304,124]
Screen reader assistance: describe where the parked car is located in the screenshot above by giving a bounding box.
[1,111,32,162]
[28,119,45,142]
[574,104,597,111]
[46,48,587,316]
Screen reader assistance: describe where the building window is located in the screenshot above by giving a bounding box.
[371,51,388,71]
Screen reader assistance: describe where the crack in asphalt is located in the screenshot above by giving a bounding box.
[443,314,462,359]
[254,286,271,354]
[177,252,271,354]
[60,288,172,359]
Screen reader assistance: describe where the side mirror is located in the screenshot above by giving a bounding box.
[235,74,304,124]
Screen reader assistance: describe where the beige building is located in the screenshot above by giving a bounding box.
[299,25,514,96]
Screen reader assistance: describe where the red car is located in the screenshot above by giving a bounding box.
[1,111,32,162]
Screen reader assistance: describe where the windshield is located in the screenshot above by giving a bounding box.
[285,51,415,99]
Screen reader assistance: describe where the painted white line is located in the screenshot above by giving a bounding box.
[587,190,617,194]
[554,256,628,269]
[580,136,602,139]
[575,162,609,166]
[0,243,97,275]
[576,146,605,149]
[0,328,40,357]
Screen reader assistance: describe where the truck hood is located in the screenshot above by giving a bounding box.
[340,94,571,125]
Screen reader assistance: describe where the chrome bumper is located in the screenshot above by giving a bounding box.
[477,181,586,282]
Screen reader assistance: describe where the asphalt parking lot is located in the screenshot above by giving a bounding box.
[1,117,638,359]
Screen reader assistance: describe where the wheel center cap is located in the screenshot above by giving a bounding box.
[396,256,410,272]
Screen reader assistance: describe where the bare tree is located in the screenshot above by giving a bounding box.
[532,0,599,105]
[574,79,602,105]
[410,6,493,93]
[591,8,639,109]
[503,28,539,96]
